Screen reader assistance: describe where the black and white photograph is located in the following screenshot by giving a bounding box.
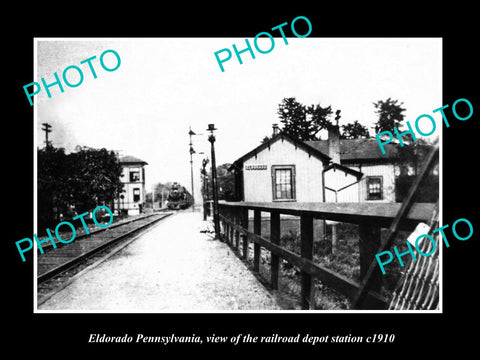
[6,6,478,355]
[32,37,442,313]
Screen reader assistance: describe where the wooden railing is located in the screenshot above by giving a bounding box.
[218,201,435,310]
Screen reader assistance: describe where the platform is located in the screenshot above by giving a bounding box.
[37,211,280,312]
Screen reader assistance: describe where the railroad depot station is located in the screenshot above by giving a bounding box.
[37,125,439,312]
[229,124,401,204]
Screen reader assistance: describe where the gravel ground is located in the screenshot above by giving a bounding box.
[38,211,280,312]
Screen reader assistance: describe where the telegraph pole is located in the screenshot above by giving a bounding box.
[201,157,209,220]
[188,127,196,211]
[41,123,52,148]
[189,127,205,212]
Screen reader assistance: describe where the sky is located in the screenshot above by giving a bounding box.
[35,37,442,198]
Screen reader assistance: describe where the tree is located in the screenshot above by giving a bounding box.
[37,146,124,228]
[277,97,333,141]
[341,120,370,139]
[394,138,438,202]
[216,163,235,200]
[395,138,433,177]
[37,146,72,227]
[201,163,235,201]
[261,136,271,144]
[68,148,124,213]
[152,182,175,206]
[373,98,406,134]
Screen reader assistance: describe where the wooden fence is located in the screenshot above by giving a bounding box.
[218,201,435,310]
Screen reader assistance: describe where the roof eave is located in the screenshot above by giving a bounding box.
[323,162,364,179]
[232,132,331,168]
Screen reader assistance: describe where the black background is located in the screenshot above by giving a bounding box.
[5,4,478,356]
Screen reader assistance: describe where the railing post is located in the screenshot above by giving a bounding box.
[240,208,249,259]
[253,209,261,272]
[225,208,232,244]
[225,206,230,243]
[222,206,228,243]
[300,214,315,310]
[218,204,224,241]
[234,207,240,250]
[358,222,382,294]
[270,211,281,290]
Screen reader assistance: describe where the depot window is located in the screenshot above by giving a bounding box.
[272,165,296,201]
[366,176,383,200]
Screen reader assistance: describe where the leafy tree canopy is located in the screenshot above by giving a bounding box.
[201,163,235,201]
[341,120,370,139]
[37,146,124,227]
[277,97,333,141]
[373,97,406,134]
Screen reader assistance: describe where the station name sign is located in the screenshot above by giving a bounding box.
[245,165,267,171]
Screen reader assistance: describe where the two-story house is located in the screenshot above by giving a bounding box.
[116,155,148,215]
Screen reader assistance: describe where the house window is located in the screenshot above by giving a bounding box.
[272,165,296,201]
[133,188,141,202]
[366,176,383,200]
[130,169,140,182]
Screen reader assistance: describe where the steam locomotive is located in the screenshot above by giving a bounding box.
[167,182,193,210]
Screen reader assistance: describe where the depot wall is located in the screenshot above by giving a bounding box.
[243,139,324,203]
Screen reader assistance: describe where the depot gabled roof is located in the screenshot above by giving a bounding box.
[305,138,399,163]
[230,132,331,171]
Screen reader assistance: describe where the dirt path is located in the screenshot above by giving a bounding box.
[38,211,280,312]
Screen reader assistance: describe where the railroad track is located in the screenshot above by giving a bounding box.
[37,211,172,304]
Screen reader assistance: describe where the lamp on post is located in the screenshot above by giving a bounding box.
[201,157,209,221]
[207,124,221,239]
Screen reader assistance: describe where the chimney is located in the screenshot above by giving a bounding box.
[328,125,341,164]
[272,123,280,136]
